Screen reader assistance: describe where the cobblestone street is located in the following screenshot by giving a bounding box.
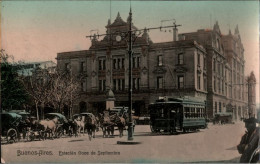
[2,122,246,163]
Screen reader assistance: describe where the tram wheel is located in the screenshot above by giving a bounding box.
[7,128,18,143]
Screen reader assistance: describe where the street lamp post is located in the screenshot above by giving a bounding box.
[127,8,133,141]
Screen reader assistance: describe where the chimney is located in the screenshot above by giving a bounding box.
[173,27,178,41]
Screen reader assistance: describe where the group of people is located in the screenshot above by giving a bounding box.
[237,117,259,163]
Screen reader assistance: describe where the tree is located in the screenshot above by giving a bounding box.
[20,67,52,120]
[0,49,28,111]
[49,71,81,117]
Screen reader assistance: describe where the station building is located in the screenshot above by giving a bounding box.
[56,13,255,119]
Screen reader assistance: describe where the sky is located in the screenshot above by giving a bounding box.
[1,1,259,102]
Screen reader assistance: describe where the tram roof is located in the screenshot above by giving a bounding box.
[151,97,206,106]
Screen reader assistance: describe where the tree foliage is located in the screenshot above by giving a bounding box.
[0,49,28,111]
[49,71,81,114]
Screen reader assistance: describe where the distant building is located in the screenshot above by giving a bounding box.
[247,72,256,117]
[15,61,56,76]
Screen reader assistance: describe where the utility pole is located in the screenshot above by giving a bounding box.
[86,8,181,141]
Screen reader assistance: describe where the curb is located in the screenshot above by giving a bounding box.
[117,141,142,145]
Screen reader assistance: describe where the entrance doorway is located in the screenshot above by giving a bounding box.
[79,101,87,113]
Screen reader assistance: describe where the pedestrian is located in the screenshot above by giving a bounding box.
[237,117,259,163]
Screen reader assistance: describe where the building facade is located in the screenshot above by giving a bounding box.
[57,13,207,116]
[180,22,248,120]
[57,13,255,119]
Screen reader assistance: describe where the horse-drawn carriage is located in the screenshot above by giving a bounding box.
[213,112,233,124]
[0,112,24,143]
[72,113,98,140]
[99,107,129,138]
[45,113,68,138]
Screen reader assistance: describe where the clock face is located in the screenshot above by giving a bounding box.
[116,35,122,42]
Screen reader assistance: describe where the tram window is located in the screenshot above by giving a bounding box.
[161,108,164,117]
[184,107,190,118]
[190,108,193,118]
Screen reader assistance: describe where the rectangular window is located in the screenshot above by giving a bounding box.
[213,59,216,72]
[158,55,163,66]
[137,57,140,68]
[99,80,102,91]
[214,77,216,92]
[215,102,217,113]
[178,53,184,65]
[117,58,121,69]
[219,102,222,113]
[133,57,136,68]
[103,80,106,91]
[204,76,207,91]
[218,79,221,93]
[203,57,206,69]
[133,78,140,90]
[113,59,117,69]
[197,53,200,66]
[99,60,102,70]
[118,79,121,90]
[122,58,125,69]
[218,63,220,74]
[80,62,84,73]
[113,79,116,90]
[222,80,224,93]
[197,75,201,90]
[137,78,140,90]
[157,77,163,89]
[122,79,125,91]
[178,76,184,89]
[82,81,86,92]
[103,60,106,70]
[99,80,106,91]
[81,82,84,91]
[133,78,136,90]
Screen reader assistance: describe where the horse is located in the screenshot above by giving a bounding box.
[26,118,45,141]
[99,112,115,138]
[112,115,126,137]
[62,119,78,137]
[39,117,59,139]
[85,115,98,141]
[74,116,85,136]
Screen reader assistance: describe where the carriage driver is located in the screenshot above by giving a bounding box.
[237,117,259,163]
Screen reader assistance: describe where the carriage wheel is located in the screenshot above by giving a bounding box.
[29,132,35,141]
[56,127,63,138]
[7,128,18,143]
[150,123,155,133]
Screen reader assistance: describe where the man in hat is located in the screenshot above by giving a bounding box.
[237,117,259,163]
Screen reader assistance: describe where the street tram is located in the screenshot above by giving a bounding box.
[149,96,207,133]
